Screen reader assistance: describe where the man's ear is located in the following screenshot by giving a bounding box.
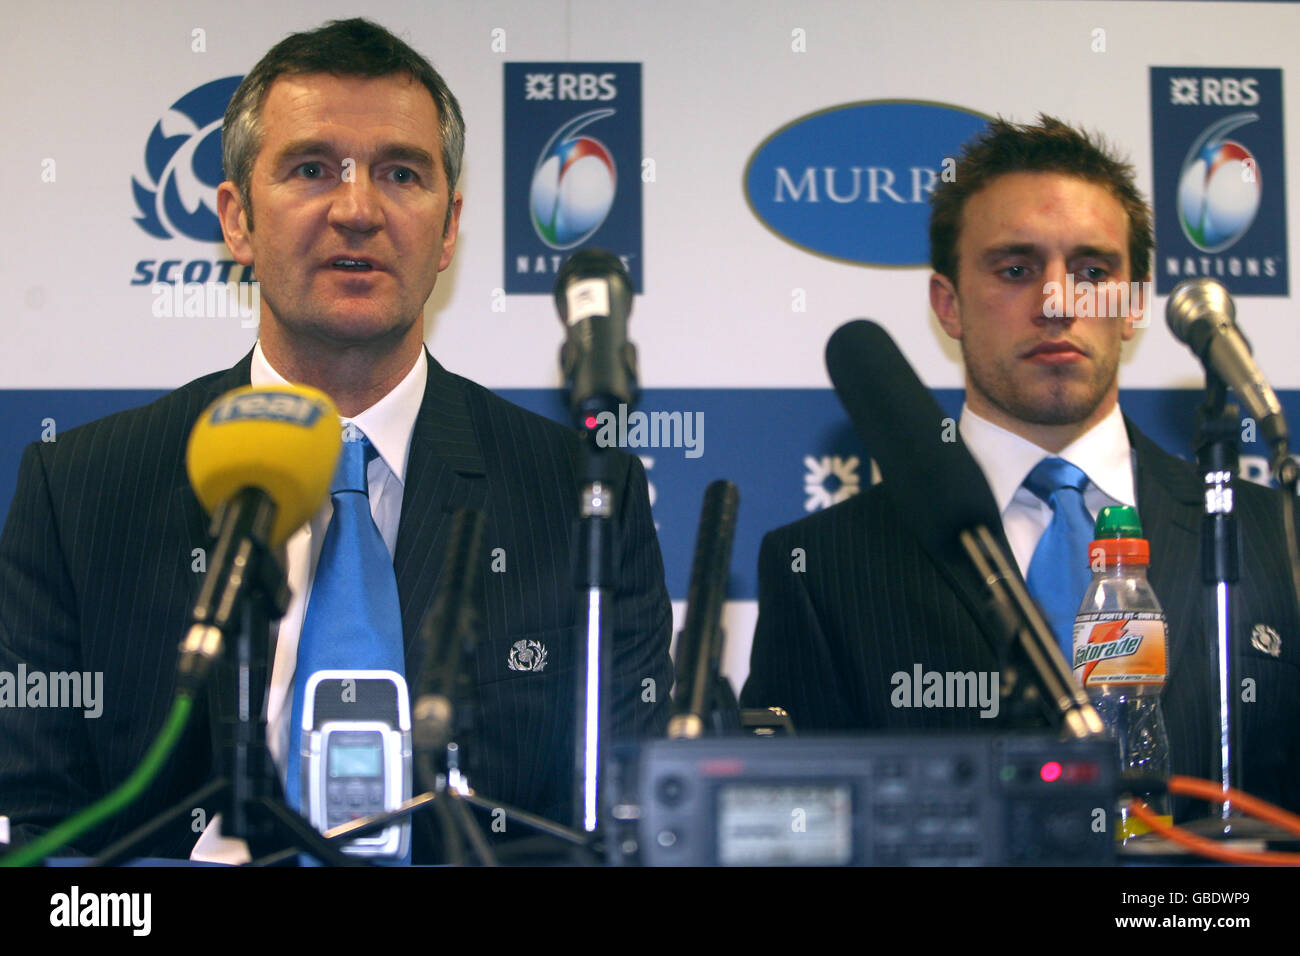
[930,272,963,340]
[217,181,253,266]
[438,190,463,272]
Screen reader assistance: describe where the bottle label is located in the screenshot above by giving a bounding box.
[1071,612,1168,686]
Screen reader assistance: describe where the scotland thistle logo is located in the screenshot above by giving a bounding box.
[132,76,241,242]
[507,639,548,673]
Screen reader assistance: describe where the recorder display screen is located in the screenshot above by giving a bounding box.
[716,783,852,865]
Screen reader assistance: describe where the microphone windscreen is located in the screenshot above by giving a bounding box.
[187,385,341,546]
[825,319,1001,563]
[553,248,633,325]
[1166,278,1235,356]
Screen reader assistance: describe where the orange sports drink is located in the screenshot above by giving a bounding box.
[1071,505,1173,842]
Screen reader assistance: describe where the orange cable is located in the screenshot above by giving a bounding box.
[1168,775,1300,837]
[1122,775,1300,865]
[1126,800,1300,865]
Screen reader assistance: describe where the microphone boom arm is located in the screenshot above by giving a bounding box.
[960,526,1104,741]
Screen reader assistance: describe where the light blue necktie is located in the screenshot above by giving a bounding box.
[284,429,406,855]
[1023,458,1095,661]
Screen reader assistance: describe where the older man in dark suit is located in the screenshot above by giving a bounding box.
[0,18,672,861]
[742,116,1300,818]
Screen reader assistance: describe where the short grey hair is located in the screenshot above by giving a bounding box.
[221,17,464,230]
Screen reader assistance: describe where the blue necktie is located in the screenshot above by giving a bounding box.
[1023,458,1095,662]
[285,429,406,843]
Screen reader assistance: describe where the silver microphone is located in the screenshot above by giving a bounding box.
[1166,278,1287,447]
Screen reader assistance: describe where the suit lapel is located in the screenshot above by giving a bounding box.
[394,351,490,660]
[883,441,1019,665]
[173,348,492,683]
[1127,417,1203,688]
[1127,417,1202,533]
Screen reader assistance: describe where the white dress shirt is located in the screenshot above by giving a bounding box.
[191,343,427,862]
[959,402,1138,579]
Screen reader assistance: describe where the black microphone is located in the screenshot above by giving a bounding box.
[824,319,1001,565]
[669,480,741,738]
[1167,278,1288,450]
[412,509,486,757]
[553,248,639,426]
[824,319,1103,740]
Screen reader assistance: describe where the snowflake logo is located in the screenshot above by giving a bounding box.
[803,455,861,512]
[1170,77,1198,106]
[525,73,554,100]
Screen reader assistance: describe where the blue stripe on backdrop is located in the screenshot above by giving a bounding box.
[1,387,1295,601]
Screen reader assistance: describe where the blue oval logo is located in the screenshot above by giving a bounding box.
[744,100,990,267]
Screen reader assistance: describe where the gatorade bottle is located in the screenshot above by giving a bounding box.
[1071,505,1173,842]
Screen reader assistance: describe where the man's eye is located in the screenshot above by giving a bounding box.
[295,162,324,179]
[1001,264,1029,279]
[389,166,417,184]
[1078,266,1109,281]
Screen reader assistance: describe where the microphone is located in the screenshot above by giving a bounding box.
[1166,278,1288,451]
[179,385,341,688]
[669,480,741,738]
[824,319,1103,739]
[412,509,486,760]
[553,248,639,426]
[824,319,1001,565]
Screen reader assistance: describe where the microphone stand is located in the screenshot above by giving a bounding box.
[397,550,595,867]
[1274,456,1300,650]
[552,249,639,846]
[574,432,615,838]
[959,526,1105,741]
[93,495,358,866]
[1194,370,1243,827]
[247,775,595,866]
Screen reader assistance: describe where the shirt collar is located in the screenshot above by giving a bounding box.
[959,402,1135,514]
[250,341,427,485]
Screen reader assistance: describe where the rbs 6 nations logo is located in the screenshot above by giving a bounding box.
[504,63,643,294]
[530,110,618,249]
[1150,67,1288,296]
[1177,113,1262,253]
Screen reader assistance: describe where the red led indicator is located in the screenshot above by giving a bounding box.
[584,415,599,430]
[1061,761,1100,784]
[1040,761,1063,783]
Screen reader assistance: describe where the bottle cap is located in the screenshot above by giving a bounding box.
[1094,505,1143,539]
[1088,505,1149,567]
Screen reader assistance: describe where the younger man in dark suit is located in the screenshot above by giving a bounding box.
[742,116,1300,816]
[0,18,673,860]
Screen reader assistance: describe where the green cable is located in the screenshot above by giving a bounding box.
[1,693,195,867]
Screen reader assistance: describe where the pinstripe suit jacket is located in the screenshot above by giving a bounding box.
[741,420,1300,817]
[0,349,673,858]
